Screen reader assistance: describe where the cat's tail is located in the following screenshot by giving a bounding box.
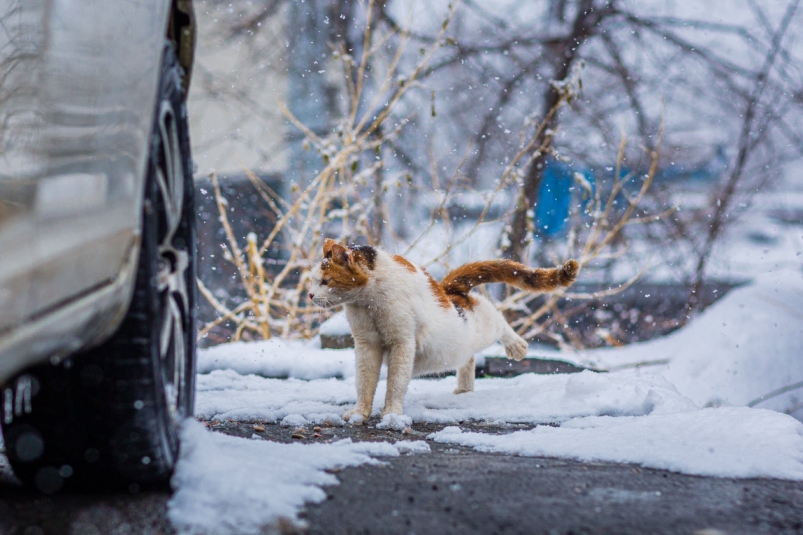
[440,259,579,296]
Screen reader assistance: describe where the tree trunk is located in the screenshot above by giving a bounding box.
[505,0,616,262]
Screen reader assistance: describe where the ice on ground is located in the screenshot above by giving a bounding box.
[169,420,414,535]
[394,440,431,454]
[429,407,803,481]
[568,269,803,415]
[197,338,355,380]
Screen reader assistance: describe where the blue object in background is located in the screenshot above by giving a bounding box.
[534,146,726,237]
[535,158,594,236]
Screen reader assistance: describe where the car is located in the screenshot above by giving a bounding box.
[0,0,197,492]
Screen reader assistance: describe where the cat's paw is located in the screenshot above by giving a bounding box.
[504,337,528,361]
[342,407,369,425]
[453,387,473,394]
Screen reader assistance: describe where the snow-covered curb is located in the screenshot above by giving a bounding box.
[168,420,429,535]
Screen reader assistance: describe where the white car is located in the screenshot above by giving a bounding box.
[0,0,197,492]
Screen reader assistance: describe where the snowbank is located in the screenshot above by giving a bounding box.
[318,310,351,336]
[169,419,428,534]
[570,269,803,415]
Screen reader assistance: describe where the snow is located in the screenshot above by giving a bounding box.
[190,265,803,490]
[168,419,427,535]
[376,413,413,430]
[564,268,803,415]
[195,368,696,426]
[429,407,803,480]
[197,337,355,380]
[318,311,351,336]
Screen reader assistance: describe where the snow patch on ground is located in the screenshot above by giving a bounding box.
[197,338,355,380]
[429,407,803,480]
[169,420,417,535]
[196,369,695,425]
[376,413,413,430]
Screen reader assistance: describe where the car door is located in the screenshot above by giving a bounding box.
[0,0,168,334]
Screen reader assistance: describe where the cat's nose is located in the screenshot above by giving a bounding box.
[309,293,314,300]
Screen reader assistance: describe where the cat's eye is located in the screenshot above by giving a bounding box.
[321,278,330,286]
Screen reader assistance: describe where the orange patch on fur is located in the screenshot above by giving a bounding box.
[448,293,477,312]
[320,241,369,290]
[424,272,452,309]
[441,259,578,295]
[392,255,417,273]
[321,260,369,290]
[322,238,337,258]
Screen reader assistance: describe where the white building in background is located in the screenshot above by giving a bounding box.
[188,0,289,178]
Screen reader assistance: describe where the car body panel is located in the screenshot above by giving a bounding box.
[0,0,180,384]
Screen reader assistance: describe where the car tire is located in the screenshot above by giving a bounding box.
[1,43,196,492]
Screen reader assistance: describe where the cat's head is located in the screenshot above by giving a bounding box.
[308,239,376,307]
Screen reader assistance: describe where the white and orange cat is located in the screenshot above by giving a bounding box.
[308,239,578,423]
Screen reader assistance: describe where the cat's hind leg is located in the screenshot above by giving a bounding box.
[501,323,528,361]
[453,356,475,394]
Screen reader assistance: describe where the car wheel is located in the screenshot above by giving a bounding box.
[1,43,196,492]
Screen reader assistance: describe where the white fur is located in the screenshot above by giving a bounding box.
[309,249,528,422]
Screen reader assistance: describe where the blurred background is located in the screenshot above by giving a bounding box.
[188,0,803,349]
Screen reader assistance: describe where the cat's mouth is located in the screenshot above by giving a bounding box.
[310,293,338,308]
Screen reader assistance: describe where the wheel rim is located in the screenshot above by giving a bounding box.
[154,100,189,422]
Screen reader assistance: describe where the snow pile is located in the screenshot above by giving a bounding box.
[430,407,803,480]
[198,338,355,380]
[572,269,803,414]
[195,369,695,425]
[318,311,351,336]
[169,420,424,534]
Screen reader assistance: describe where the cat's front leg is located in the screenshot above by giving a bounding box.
[343,340,383,424]
[382,340,416,416]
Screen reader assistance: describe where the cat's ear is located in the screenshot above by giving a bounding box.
[322,238,338,259]
[331,242,352,266]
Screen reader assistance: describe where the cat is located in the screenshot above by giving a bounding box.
[308,238,579,423]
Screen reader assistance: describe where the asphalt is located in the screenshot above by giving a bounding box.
[1,420,803,535]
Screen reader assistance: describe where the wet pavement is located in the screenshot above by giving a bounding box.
[1,419,803,535]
